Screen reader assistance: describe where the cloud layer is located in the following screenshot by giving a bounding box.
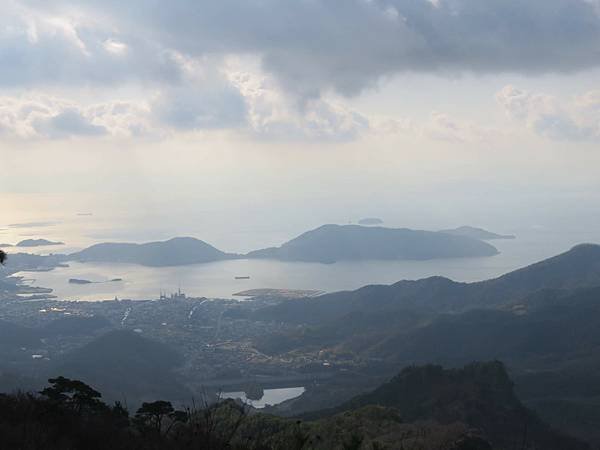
[497,85,600,142]
[17,0,600,93]
[3,0,600,140]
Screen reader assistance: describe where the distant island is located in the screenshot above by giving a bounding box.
[68,237,236,267]
[358,217,384,225]
[69,278,123,284]
[439,225,516,240]
[246,224,499,263]
[66,226,500,267]
[16,239,65,247]
[60,225,511,268]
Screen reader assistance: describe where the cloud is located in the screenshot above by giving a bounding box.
[496,85,600,142]
[0,1,182,87]
[0,83,370,141]
[0,94,152,139]
[228,63,370,140]
[19,0,600,97]
[6,0,600,141]
[373,111,496,143]
[32,108,107,138]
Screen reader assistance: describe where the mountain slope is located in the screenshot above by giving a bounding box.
[247,224,499,263]
[470,243,600,306]
[69,237,235,266]
[256,244,600,324]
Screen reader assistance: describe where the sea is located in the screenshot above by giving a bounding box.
[2,206,600,302]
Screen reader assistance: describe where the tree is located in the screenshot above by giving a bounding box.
[134,400,184,438]
[40,376,103,413]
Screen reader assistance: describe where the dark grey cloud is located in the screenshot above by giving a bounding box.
[21,0,600,96]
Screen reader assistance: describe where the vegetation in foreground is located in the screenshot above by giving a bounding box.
[0,361,588,450]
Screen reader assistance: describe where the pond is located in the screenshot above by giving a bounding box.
[221,387,306,409]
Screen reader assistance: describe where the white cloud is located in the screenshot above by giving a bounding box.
[496,85,600,142]
[373,111,496,143]
[103,39,127,55]
[228,62,370,141]
[0,94,152,139]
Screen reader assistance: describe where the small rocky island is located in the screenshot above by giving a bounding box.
[69,278,93,285]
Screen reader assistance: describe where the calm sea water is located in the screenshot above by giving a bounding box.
[13,228,600,301]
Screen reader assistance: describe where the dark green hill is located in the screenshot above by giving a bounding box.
[41,315,112,337]
[247,224,498,263]
[0,319,40,348]
[470,243,600,307]
[69,237,235,266]
[323,362,588,450]
[53,330,189,403]
[371,286,600,365]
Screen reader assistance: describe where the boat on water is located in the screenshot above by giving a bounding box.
[235,276,251,280]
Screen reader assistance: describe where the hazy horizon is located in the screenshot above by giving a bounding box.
[3,1,600,249]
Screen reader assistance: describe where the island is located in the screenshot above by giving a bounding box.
[69,278,123,285]
[245,224,499,263]
[439,225,516,240]
[64,226,501,268]
[17,239,65,247]
[68,237,237,267]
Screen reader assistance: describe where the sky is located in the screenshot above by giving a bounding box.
[2,0,600,249]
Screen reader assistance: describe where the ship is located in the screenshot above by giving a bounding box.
[235,276,251,280]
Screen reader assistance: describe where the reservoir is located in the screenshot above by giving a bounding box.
[221,387,306,409]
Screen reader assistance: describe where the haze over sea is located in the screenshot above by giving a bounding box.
[2,195,598,301]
